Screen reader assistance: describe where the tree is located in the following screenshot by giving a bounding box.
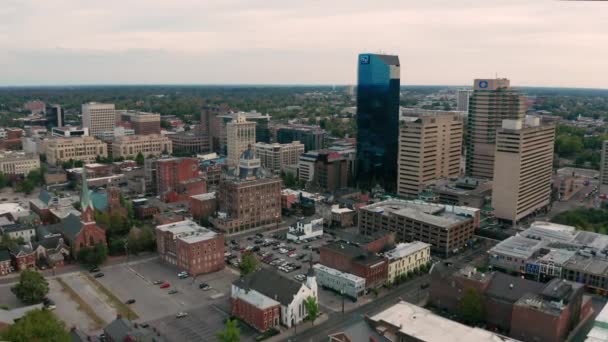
[11,270,49,304]
[458,288,483,325]
[1,309,70,342]
[0,171,9,189]
[303,296,320,325]
[135,152,145,166]
[216,319,240,342]
[15,179,35,194]
[239,253,258,276]
[78,244,108,266]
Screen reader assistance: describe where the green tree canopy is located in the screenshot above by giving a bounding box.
[135,152,145,166]
[1,309,70,342]
[458,288,483,325]
[216,319,240,342]
[77,244,108,266]
[11,270,49,304]
[239,253,258,277]
[303,296,320,325]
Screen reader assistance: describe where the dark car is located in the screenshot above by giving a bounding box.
[126,299,136,304]
[420,283,430,290]
[140,323,149,328]
[94,272,104,278]
[89,267,100,273]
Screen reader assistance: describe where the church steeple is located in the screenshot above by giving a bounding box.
[81,167,92,211]
[80,167,94,223]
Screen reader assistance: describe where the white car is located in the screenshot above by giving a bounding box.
[176,312,188,318]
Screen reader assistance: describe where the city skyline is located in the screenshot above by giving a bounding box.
[1,0,607,88]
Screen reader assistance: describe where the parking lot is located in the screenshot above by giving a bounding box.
[95,257,240,323]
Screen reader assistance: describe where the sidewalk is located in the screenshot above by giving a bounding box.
[266,314,329,342]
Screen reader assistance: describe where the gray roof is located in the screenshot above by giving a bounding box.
[1,224,33,233]
[485,272,544,303]
[234,268,304,306]
[0,248,10,262]
[375,54,400,66]
[45,214,83,241]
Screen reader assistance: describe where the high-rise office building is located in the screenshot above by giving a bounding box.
[255,141,304,174]
[45,104,64,128]
[275,125,326,152]
[120,111,161,135]
[356,53,400,191]
[82,102,116,138]
[226,114,256,166]
[397,109,464,197]
[492,117,555,224]
[600,141,608,196]
[456,89,472,112]
[465,79,526,179]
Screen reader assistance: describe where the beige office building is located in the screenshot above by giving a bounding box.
[492,117,555,224]
[397,109,463,197]
[226,114,256,166]
[111,134,172,159]
[466,79,526,179]
[255,141,305,174]
[600,141,608,196]
[0,151,40,176]
[45,136,108,165]
[82,103,116,137]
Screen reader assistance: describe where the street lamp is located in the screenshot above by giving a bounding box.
[341,288,345,313]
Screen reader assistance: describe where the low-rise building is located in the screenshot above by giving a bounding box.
[330,206,355,228]
[103,316,167,342]
[320,243,388,289]
[425,177,493,209]
[313,263,365,299]
[0,249,11,275]
[155,220,224,275]
[45,136,108,165]
[51,126,89,137]
[0,224,36,242]
[231,267,317,329]
[10,244,36,271]
[189,192,217,222]
[111,134,172,159]
[385,242,431,284]
[286,217,323,241]
[167,132,210,155]
[0,151,40,176]
[359,199,479,256]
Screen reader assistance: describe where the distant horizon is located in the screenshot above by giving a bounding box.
[1,83,607,92]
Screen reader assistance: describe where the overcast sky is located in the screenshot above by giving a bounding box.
[1,0,607,88]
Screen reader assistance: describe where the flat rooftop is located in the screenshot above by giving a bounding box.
[156,220,218,243]
[369,301,517,342]
[562,254,608,276]
[314,264,365,283]
[190,192,216,201]
[385,242,430,261]
[362,199,477,228]
[233,288,280,310]
[489,235,546,260]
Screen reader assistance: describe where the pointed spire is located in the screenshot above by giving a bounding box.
[80,167,91,210]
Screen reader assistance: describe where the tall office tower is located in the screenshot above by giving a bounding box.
[45,104,64,128]
[82,102,116,138]
[255,141,305,174]
[201,105,221,136]
[226,114,256,166]
[397,109,464,197]
[356,53,400,191]
[465,79,526,179]
[456,89,472,112]
[492,117,555,224]
[600,141,608,196]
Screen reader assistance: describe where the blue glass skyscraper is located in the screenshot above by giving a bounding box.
[356,53,400,191]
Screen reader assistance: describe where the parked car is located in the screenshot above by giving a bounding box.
[43,298,56,310]
[160,282,171,289]
[199,283,211,291]
[178,272,189,279]
[89,267,100,273]
[176,312,188,318]
[94,272,104,278]
[153,280,164,285]
[168,289,178,294]
[126,299,136,304]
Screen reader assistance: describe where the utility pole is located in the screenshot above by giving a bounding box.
[341,288,345,313]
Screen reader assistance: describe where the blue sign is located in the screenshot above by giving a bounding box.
[360,55,370,65]
[525,263,540,275]
[478,80,489,88]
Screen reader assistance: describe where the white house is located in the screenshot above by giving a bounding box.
[231,265,318,328]
[287,217,323,241]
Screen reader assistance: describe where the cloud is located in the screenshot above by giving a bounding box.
[1,0,607,87]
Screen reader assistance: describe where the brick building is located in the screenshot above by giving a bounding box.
[156,158,206,202]
[320,243,388,289]
[190,193,217,222]
[313,151,348,193]
[211,148,281,235]
[10,244,36,271]
[429,263,590,342]
[231,288,281,332]
[155,220,224,275]
[0,249,11,275]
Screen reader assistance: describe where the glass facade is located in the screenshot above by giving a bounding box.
[356,53,400,191]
